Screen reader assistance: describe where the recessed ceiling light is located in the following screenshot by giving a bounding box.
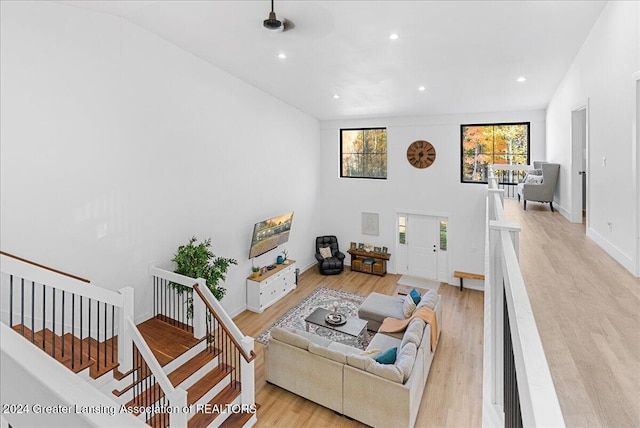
[418,86,426,91]
[333,94,340,99]
[517,76,526,82]
[389,33,399,40]
[278,53,287,59]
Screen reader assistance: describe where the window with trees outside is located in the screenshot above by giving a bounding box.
[341,128,387,179]
[461,122,530,183]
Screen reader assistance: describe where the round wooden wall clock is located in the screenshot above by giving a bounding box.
[406,140,436,169]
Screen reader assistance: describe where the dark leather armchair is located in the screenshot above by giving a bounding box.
[315,236,345,275]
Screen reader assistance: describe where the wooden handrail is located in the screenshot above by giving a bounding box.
[193,283,256,363]
[0,250,90,283]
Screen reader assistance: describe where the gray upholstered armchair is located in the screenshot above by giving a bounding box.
[517,162,560,211]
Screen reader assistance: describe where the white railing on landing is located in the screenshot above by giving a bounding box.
[0,251,134,373]
[491,164,533,199]
[483,167,565,427]
[150,266,256,410]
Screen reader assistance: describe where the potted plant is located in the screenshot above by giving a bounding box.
[251,266,260,278]
[172,237,237,303]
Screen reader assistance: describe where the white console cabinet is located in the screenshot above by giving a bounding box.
[246,260,296,313]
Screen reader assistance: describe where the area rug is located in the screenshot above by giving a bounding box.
[256,287,373,350]
[397,275,441,292]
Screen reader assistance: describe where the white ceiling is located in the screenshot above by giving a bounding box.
[61,1,607,121]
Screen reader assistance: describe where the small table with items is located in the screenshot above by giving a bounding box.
[347,249,390,276]
[304,308,368,342]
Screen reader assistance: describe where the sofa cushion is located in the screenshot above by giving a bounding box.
[402,294,417,318]
[271,327,310,350]
[359,292,405,325]
[375,347,397,364]
[367,331,401,352]
[365,360,404,383]
[308,342,348,364]
[400,318,425,349]
[524,174,543,184]
[417,289,438,310]
[397,342,418,383]
[327,341,361,356]
[346,354,372,370]
[288,328,333,347]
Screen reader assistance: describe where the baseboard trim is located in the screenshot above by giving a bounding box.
[587,227,635,274]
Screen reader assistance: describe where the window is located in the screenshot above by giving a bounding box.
[439,220,447,251]
[398,215,406,244]
[341,128,387,179]
[461,122,530,183]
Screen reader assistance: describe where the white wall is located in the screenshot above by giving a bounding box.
[546,1,640,274]
[0,1,322,318]
[320,111,546,286]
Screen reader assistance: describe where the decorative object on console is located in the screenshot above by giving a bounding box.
[406,140,436,169]
[350,242,356,250]
[172,236,237,302]
[251,266,260,279]
[276,255,284,264]
[374,246,382,253]
[315,236,345,275]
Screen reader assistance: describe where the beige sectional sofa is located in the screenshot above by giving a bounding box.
[265,291,442,428]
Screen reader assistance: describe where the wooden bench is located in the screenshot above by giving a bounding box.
[453,271,485,291]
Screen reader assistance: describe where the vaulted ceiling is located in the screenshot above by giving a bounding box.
[61,1,607,120]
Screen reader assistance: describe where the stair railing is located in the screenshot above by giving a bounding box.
[150,266,256,408]
[0,251,134,374]
[124,317,188,428]
[483,166,565,427]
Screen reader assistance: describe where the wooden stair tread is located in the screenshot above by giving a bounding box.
[147,412,170,428]
[219,403,260,428]
[137,318,202,366]
[169,348,219,388]
[187,364,233,406]
[12,326,94,373]
[188,382,241,428]
[124,350,222,410]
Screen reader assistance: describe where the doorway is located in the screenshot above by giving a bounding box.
[396,213,448,281]
[571,105,588,225]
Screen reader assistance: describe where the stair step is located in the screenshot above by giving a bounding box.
[187,364,233,406]
[188,382,241,428]
[155,314,194,334]
[147,411,170,428]
[125,362,230,415]
[77,334,119,379]
[169,348,220,388]
[12,326,94,373]
[137,317,202,366]
[219,403,260,428]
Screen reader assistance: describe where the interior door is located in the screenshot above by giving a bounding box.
[407,215,438,280]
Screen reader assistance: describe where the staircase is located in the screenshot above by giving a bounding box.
[0,251,257,428]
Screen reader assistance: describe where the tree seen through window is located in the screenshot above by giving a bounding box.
[341,128,387,179]
[461,123,530,183]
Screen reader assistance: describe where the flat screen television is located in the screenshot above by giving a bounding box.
[248,211,294,259]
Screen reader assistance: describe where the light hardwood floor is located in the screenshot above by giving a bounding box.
[507,199,640,428]
[233,199,640,427]
[233,270,484,428]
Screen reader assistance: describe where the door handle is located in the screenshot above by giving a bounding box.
[578,171,586,176]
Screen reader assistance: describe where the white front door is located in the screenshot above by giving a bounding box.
[407,215,438,279]
[396,213,448,281]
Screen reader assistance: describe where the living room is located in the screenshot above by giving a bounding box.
[1,1,639,427]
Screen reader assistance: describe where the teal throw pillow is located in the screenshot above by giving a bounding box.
[409,288,421,305]
[375,347,397,365]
